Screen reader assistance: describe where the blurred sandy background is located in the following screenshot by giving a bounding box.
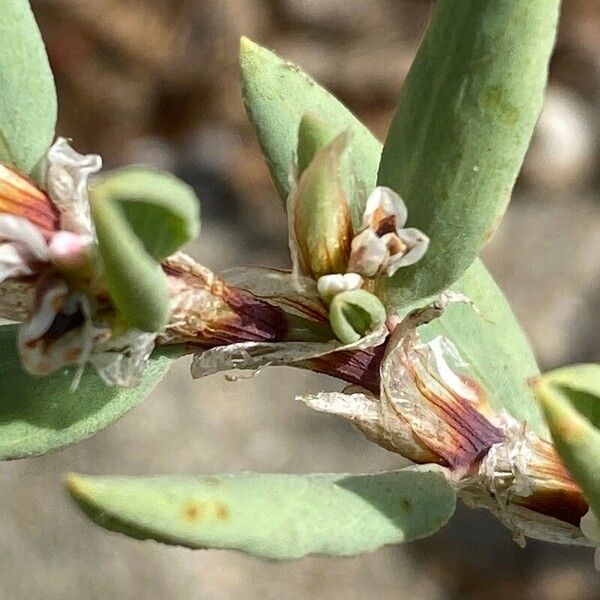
[2,1,600,598]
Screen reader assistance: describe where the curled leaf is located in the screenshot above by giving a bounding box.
[90,190,170,333]
[329,289,386,345]
[90,168,200,261]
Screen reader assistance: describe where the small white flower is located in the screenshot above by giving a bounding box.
[347,186,429,278]
[43,136,102,238]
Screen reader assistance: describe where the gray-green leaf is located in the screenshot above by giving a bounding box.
[378,0,560,306]
[534,364,600,433]
[240,37,380,212]
[0,325,174,460]
[534,369,600,518]
[90,168,200,261]
[0,0,57,176]
[67,468,456,559]
[90,188,170,332]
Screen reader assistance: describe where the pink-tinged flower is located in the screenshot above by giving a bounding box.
[0,138,98,287]
[0,139,156,387]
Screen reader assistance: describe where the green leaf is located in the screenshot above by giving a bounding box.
[534,364,600,432]
[534,371,600,518]
[236,39,541,432]
[0,325,174,460]
[0,0,57,176]
[90,188,170,332]
[240,37,380,213]
[90,168,200,261]
[66,468,456,559]
[420,260,544,436]
[378,0,560,305]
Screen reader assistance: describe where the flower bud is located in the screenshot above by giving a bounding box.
[329,289,386,344]
[317,272,363,304]
[289,132,353,280]
[297,113,338,176]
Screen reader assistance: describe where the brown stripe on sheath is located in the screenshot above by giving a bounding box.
[301,342,386,394]
[412,369,504,469]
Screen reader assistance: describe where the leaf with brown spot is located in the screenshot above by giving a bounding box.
[67,469,456,559]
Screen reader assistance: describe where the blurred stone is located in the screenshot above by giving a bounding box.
[523,86,598,191]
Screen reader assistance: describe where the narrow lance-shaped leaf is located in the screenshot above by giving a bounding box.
[378,0,560,306]
[238,39,543,433]
[534,367,600,518]
[90,168,200,261]
[0,325,175,461]
[67,468,456,559]
[240,37,380,214]
[0,0,57,176]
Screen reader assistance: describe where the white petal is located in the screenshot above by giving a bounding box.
[0,243,35,283]
[382,228,430,276]
[362,186,408,230]
[0,215,49,260]
[44,137,102,237]
[20,280,69,342]
[316,272,363,303]
[347,228,389,277]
